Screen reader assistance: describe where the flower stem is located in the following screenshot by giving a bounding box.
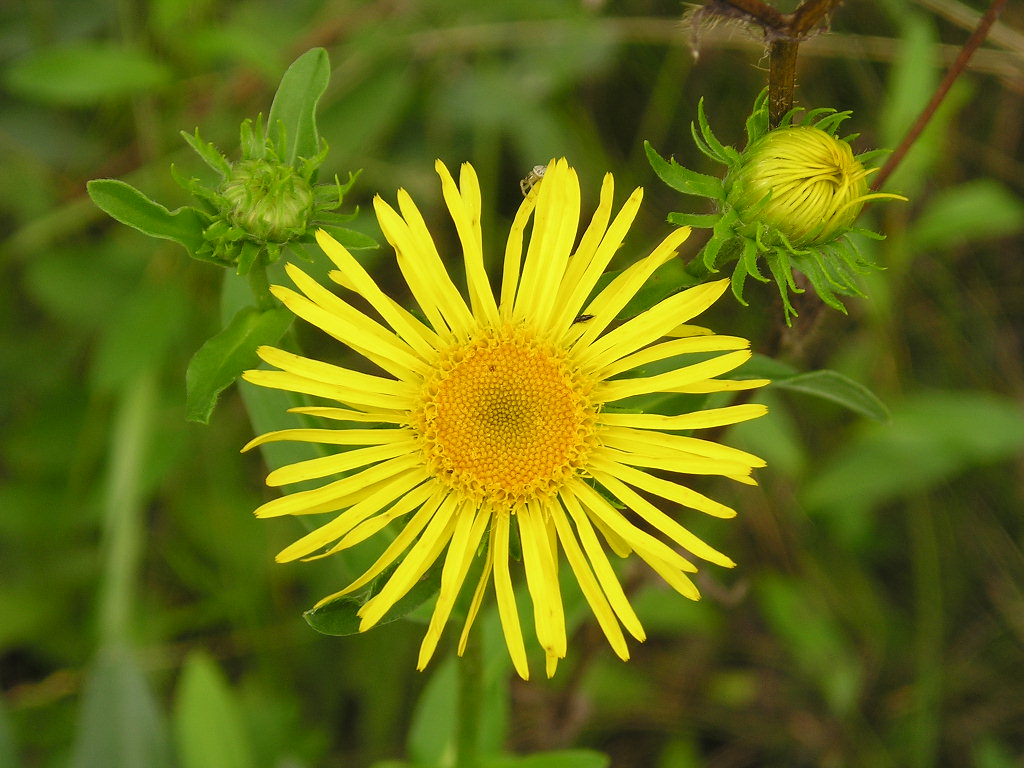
[247,264,276,310]
[455,636,483,768]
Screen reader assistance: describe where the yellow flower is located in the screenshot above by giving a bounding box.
[242,159,768,679]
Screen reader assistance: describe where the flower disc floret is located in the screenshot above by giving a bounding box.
[726,126,871,246]
[415,327,597,507]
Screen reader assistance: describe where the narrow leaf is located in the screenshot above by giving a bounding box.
[185,305,293,424]
[267,47,330,166]
[87,179,206,253]
[772,369,889,422]
[644,141,722,199]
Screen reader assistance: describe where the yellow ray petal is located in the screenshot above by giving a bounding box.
[436,160,499,325]
[315,229,441,360]
[579,280,729,373]
[603,427,766,468]
[517,502,567,659]
[286,406,406,424]
[242,368,411,412]
[567,226,692,352]
[263,438,417,488]
[499,187,539,319]
[280,263,428,379]
[457,530,494,656]
[256,346,416,398]
[311,484,446,609]
[599,334,751,379]
[560,491,645,641]
[513,159,581,332]
[590,469,734,568]
[600,403,768,432]
[493,511,530,680]
[358,494,461,631]
[568,478,698,574]
[594,350,752,403]
[253,453,424,519]
[550,504,629,659]
[310,480,438,559]
[242,427,410,452]
[417,503,492,670]
[597,445,754,479]
[669,377,771,394]
[589,454,737,519]
[275,471,429,563]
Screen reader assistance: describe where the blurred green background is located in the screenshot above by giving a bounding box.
[2,0,1024,766]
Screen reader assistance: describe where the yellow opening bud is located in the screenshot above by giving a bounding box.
[726,126,875,247]
[221,159,314,243]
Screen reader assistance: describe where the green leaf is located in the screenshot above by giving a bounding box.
[185,305,293,424]
[803,391,1024,516]
[908,179,1024,250]
[267,47,330,166]
[87,180,207,254]
[5,43,172,105]
[644,141,722,199]
[173,651,255,768]
[771,369,890,422]
[304,556,445,636]
[69,645,172,768]
[484,750,611,768]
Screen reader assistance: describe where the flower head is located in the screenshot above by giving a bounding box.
[243,159,768,679]
[725,125,873,246]
[647,89,907,323]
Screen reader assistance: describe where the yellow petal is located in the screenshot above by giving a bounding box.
[493,511,530,680]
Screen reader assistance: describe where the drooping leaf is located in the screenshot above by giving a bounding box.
[771,370,889,422]
[267,47,330,166]
[87,179,208,255]
[185,305,294,424]
[173,651,256,768]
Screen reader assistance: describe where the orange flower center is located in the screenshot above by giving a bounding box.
[414,328,597,507]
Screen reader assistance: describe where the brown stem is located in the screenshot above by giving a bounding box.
[768,38,801,127]
[871,0,1009,191]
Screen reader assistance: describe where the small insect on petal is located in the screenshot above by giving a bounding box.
[520,164,548,196]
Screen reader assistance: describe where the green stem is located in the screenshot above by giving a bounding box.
[247,264,275,310]
[98,372,157,647]
[455,637,484,768]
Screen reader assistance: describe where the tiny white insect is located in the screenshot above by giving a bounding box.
[519,164,548,196]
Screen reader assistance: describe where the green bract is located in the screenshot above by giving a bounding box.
[174,117,362,274]
[646,89,906,323]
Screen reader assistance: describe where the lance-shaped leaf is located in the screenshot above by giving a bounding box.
[267,47,330,167]
[87,179,207,254]
[185,305,293,424]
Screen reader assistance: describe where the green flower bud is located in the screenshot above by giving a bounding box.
[220,159,314,243]
[725,125,872,247]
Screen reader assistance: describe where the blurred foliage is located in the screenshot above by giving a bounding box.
[2,0,1024,767]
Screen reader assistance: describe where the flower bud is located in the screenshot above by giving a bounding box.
[220,159,314,243]
[725,126,871,247]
